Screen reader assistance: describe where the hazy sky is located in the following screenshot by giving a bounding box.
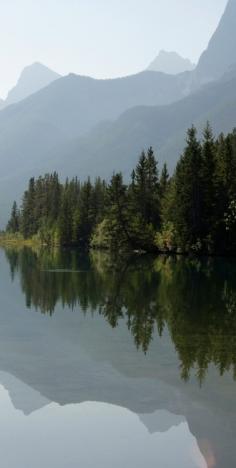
[0,0,228,98]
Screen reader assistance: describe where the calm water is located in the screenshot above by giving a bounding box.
[0,247,236,468]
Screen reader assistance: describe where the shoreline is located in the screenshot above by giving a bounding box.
[1,236,236,259]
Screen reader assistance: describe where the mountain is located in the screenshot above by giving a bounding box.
[0,69,186,143]
[194,0,236,85]
[0,99,4,110]
[148,50,195,75]
[0,69,190,225]
[4,62,61,107]
[0,0,235,226]
[1,69,236,228]
[51,69,236,180]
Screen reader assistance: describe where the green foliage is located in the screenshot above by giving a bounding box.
[160,125,236,254]
[90,219,110,250]
[131,147,160,227]
[155,222,176,252]
[6,201,20,233]
[105,173,132,251]
[170,126,204,251]
[5,126,236,254]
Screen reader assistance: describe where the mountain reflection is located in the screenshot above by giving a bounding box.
[5,247,236,383]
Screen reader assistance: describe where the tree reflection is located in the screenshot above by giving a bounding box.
[4,247,236,383]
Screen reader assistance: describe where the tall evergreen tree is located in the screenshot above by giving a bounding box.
[58,181,73,245]
[21,178,36,238]
[132,148,160,227]
[159,163,169,199]
[172,126,203,250]
[74,178,95,246]
[106,173,132,251]
[201,123,216,249]
[7,201,20,233]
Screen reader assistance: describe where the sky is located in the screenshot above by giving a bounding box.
[0,0,228,98]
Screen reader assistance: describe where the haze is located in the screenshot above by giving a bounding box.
[0,0,228,97]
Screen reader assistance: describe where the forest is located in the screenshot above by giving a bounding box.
[6,124,236,255]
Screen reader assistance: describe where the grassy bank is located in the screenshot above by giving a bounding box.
[0,233,42,248]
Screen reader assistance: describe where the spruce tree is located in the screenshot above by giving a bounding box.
[146,147,160,227]
[75,178,94,246]
[21,178,36,238]
[172,126,203,250]
[201,123,216,249]
[132,148,160,227]
[7,201,20,233]
[58,182,73,245]
[106,173,131,251]
[159,163,169,199]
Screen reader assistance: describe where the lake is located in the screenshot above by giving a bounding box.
[0,246,236,468]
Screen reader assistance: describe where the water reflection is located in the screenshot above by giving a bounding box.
[5,247,236,384]
[0,247,236,467]
[0,380,206,468]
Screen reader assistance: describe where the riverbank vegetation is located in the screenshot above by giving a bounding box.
[6,125,236,255]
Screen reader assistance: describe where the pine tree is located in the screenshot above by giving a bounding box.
[172,126,203,250]
[133,151,148,221]
[159,163,169,199]
[21,178,36,238]
[201,123,216,249]
[74,178,95,246]
[58,182,73,245]
[146,147,160,227]
[132,148,160,227]
[7,201,20,233]
[106,173,132,251]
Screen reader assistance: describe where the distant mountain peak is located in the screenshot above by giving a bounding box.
[5,62,61,106]
[147,50,195,75]
[195,0,236,83]
[18,61,59,75]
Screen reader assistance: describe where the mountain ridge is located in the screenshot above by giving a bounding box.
[194,0,236,84]
[0,0,235,225]
[51,70,236,180]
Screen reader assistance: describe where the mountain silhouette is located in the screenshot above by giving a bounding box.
[195,0,236,84]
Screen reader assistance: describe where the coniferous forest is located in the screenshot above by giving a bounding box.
[6,125,236,255]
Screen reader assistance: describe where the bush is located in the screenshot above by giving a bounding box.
[90,219,110,249]
[155,222,177,252]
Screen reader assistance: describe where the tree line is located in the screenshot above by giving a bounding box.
[6,124,236,254]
